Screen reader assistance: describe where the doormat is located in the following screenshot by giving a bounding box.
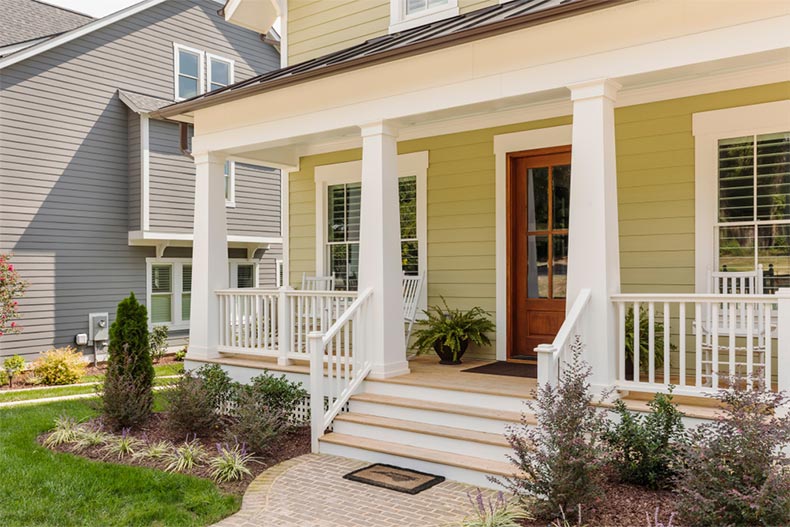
[462,361,537,378]
[343,464,445,494]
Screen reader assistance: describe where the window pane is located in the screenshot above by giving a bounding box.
[399,176,417,239]
[151,265,171,293]
[224,161,232,201]
[406,0,427,14]
[527,235,548,299]
[756,132,790,221]
[182,265,192,293]
[178,76,198,99]
[237,265,255,288]
[428,0,448,7]
[179,50,199,77]
[348,243,359,291]
[718,225,755,272]
[401,240,419,275]
[151,295,172,324]
[718,136,754,222]
[210,59,230,87]
[552,164,571,230]
[329,244,347,288]
[346,183,361,242]
[181,293,191,321]
[553,234,568,299]
[527,167,549,231]
[759,223,790,293]
[327,184,346,242]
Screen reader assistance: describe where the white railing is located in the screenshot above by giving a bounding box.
[216,288,358,363]
[535,288,592,386]
[309,288,373,451]
[612,291,790,395]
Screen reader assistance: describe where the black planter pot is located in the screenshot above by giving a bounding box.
[433,339,470,365]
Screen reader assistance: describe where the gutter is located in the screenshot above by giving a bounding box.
[153,0,634,119]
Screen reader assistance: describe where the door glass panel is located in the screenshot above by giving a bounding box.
[719,225,755,272]
[527,167,549,231]
[527,235,548,299]
[553,234,568,298]
[553,165,571,230]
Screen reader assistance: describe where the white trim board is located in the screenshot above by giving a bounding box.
[140,114,151,231]
[493,125,573,361]
[692,100,790,293]
[313,151,429,310]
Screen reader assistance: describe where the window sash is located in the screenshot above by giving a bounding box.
[176,48,201,100]
[208,57,232,91]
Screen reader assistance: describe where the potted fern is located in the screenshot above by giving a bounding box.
[411,299,495,365]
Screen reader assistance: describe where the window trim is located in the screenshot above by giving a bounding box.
[693,100,790,293]
[225,161,236,207]
[146,258,259,329]
[314,151,428,310]
[206,53,235,92]
[173,43,205,102]
[388,0,458,34]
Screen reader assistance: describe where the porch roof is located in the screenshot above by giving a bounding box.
[155,0,630,120]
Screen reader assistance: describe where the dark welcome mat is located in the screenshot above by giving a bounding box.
[462,361,537,378]
[343,464,445,494]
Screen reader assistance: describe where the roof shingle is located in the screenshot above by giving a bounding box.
[0,0,93,48]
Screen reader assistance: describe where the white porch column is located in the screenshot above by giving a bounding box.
[566,79,621,390]
[188,151,229,360]
[358,122,409,379]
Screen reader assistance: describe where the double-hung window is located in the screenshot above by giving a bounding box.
[717,132,790,292]
[150,265,173,324]
[207,54,233,92]
[175,45,202,100]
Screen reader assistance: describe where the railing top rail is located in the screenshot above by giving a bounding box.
[611,293,778,303]
[548,288,591,352]
[215,288,359,298]
[321,288,373,345]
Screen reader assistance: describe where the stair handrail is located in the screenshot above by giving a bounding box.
[535,288,592,386]
[308,287,374,451]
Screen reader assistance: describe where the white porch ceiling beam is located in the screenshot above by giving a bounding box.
[192,13,789,156]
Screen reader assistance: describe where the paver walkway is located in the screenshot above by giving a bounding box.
[212,454,498,527]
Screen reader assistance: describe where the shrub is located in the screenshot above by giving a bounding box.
[0,254,28,337]
[195,364,237,413]
[32,347,86,385]
[101,292,154,429]
[499,338,609,521]
[166,437,207,472]
[241,371,307,419]
[460,489,531,527]
[3,355,25,387]
[209,443,254,482]
[676,379,790,526]
[165,375,218,436]
[148,325,169,363]
[0,370,7,386]
[225,388,289,455]
[174,345,187,362]
[43,414,82,447]
[102,429,142,460]
[604,390,686,489]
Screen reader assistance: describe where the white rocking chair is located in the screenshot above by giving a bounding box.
[403,272,425,349]
[301,273,336,291]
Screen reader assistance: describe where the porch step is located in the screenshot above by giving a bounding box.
[332,412,512,462]
[319,432,514,488]
[364,378,527,413]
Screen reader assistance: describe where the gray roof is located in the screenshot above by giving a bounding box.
[157,0,627,118]
[118,89,174,114]
[0,0,93,48]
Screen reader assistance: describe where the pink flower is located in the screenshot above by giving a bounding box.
[7,265,13,271]
[10,322,16,328]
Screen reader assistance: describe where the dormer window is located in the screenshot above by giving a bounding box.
[389,0,458,33]
[207,54,234,92]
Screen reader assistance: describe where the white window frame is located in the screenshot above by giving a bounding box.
[388,0,458,34]
[314,151,429,310]
[225,161,236,207]
[206,53,235,92]
[146,258,259,329]
[693,100,790,293]
[275,259,284,288]
[173,43,204,101]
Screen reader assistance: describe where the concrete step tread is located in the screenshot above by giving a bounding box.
[334,412,512,447]
[320,432,515,477]
[350,393,534,424]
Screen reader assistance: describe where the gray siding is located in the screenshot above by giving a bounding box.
[0,0,281,360]
[128,111,141,231]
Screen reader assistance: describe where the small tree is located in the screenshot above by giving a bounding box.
[0,254,28,337]
[101,292,155,429]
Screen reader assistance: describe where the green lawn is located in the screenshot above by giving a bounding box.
[0,377,179,404]
[81,362,184,383]
[0,399,239,527]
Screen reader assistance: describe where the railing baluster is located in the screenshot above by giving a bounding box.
[764,303,772,390]
[648,302,655,384]
[695,302,703,388]
[729,302,736,380]
[746,302,754,389]
[679,302,686,387]
[663,302,670,386]
[633,302,640,383]
[712,303,719,389]
[618,302,625,382]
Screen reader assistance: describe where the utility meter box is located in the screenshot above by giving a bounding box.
[89,313,109,344]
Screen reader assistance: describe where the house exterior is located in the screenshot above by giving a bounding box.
[159,0,789,486]
[0,0,284,361]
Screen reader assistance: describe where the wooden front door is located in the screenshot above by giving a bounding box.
[507,146,571,360]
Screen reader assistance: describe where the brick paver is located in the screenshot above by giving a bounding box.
[212,454,498,527]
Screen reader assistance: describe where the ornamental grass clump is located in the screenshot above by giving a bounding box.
[73,425,110,451]
[460,489,531,527]
[604,390,686,489]
[209,443,254,483]
[43,414,82,447]
[676,377,790,527]
[166,436,207,473]
[498,338,609,522]
[134,440,173,461]
[102,429,142,460]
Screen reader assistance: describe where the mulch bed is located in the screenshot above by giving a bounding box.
[40,413,311,496]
